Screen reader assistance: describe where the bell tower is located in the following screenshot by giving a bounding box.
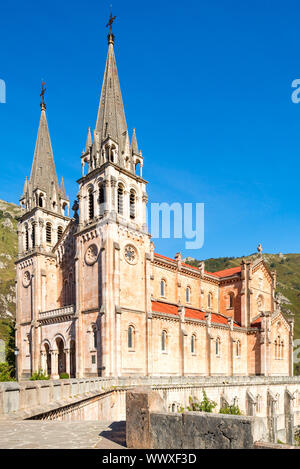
[16,88,70,379]
[74,17,151,377]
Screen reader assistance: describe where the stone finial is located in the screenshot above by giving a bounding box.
[257,243,263,256]
[175,252,182,262]
[198,261,205,277]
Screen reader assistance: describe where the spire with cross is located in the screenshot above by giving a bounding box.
[106,10,117,44]
[40,81,46,110]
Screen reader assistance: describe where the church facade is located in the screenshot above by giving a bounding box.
[15,28,293,380]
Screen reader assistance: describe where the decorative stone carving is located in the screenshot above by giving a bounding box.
[124,244,138,265]
[22,271,31,288]
[85,244,99,266]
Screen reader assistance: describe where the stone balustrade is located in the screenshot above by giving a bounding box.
[39,305,75,320]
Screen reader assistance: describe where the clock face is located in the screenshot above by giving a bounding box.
[23,271,31,287]
[85,244,99,266]
[124,244,138,265]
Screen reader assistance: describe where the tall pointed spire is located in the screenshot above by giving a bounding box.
[20,84,68,214]
[131,128,139,156]
[85,127,92,152]
[95,13,128,152]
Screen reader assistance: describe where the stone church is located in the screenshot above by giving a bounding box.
[15,26,294,380]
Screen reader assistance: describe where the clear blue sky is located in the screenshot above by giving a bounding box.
[1,0,300,260]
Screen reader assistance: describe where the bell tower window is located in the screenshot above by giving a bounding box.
[88,189,94,220]
[32,222,36,248]
[118,184,124,215]
[46,223,52,244]
[25,226,29,251]
[130,190,136,219]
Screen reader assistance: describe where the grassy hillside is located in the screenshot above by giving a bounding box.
[186,253,300,339]
[0,200,21,358]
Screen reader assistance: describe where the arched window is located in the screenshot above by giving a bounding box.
[88,189,94,220]
[130,190,136,219]
[31,222,36,248]
[93,326,97,349]
[191,334,196,354]
[280,340,284,359]
[274,340,278,359]
[57,226,63,242]
[161,330,167,352]
[208,292,213,309]
[228,293,234,309]
[99,184,105,215]
[46,222,52,243]
[128,325,135,349]
[117,184,124,215]
[25,225,29,251]
[216,337,221,356]
[38,194,44,208]
[236,340,241,357]
[186,287,191,303]
[160,279,166,297]
[110,146,115,163]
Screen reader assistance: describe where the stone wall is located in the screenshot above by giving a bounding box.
[126,388,268,449]
[1,375,300,445]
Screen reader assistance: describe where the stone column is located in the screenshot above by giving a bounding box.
[246,390,256,416]
[284,389,295,445]
[50,350,59,379]
[115,307,122,377]
[288,318,294,377]
[205,312,212,376]
[228,318,234,376]
[267,391,278,443]
[65,348,70,377]
[179,306,186,376]
[110,176,117,214]
[146,312,153,376]
[40,351,47,375]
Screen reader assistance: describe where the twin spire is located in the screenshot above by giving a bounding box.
[21,13,141,212]
[84,13,142,172]
[20,84,69,214]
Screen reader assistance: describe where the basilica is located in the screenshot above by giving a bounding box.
[15,24,293,380]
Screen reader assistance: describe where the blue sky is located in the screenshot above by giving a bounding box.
[1,0,300,260]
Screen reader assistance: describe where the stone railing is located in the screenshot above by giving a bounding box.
[39,305,75,320]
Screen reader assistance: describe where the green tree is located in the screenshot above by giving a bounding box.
[0,362,15,381]
[30,369,50,380]
[219,404,242,415]
[187,390,217,413]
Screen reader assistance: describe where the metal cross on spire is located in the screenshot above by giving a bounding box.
[40,81,46,110]
[106,11,117,34]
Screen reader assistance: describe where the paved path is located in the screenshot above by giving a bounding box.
[0,420,126,449]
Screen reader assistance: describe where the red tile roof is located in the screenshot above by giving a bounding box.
[251,317,262,328]
[208,266,242,278]
[154,253,241,278]
[151,300,240,327]
[154,253,175,262]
